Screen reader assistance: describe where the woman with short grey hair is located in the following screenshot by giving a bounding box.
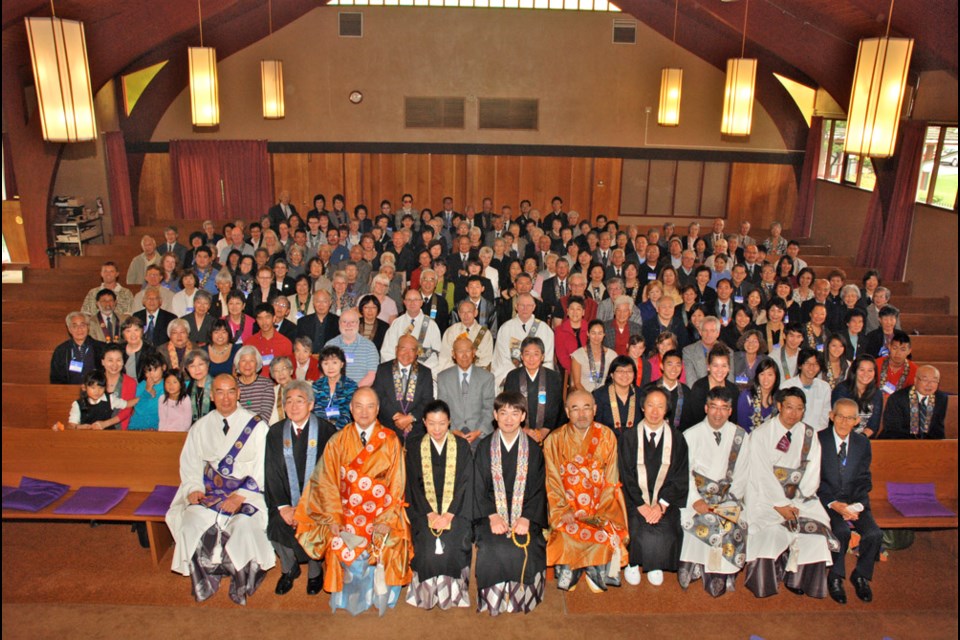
[234,346,275,418]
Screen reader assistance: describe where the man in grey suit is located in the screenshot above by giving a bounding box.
[682,316,733,384]
[436,336,495,449]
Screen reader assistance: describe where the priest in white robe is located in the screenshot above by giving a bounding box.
[492,293,555,388]
[436,298,495,372]
[166,373,275,604]
[381,288,443,373]
[679,386,751,596]
[743,387,839,599]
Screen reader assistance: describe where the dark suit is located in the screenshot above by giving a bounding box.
[371,360,435,439]
[741,262,763,285]
[421,292,451,333]
[268,203,299,230]
[276,319,298,343]
[161,242,188,267]
[133,308,177,346]
[818,429,882,580]
[862,329,893,359]
[244,286,282,317]
[503,367,564,432]
[49,337,100,385]
[879,388,948,440]
[642,315,688,351]
[730,280,755,306]
[295,312,340,354]
[539,276,570,315]
[184,312,215,347]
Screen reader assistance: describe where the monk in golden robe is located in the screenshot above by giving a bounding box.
[295,387,412,615]
[544,390,629,592]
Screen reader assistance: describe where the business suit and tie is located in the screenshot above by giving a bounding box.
[133,308,177,347]
[436,364,496,446]
[162,242,188,267]
[818,427,882,602]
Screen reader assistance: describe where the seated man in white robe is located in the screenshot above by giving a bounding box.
[679,386,751,596]
[165,373,275,604]
[492,293,555,388]
[743,387,840,599]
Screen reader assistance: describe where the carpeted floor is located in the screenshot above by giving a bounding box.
[2,522,957,639]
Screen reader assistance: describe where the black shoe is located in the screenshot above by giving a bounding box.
[306,575,323,596]
[133,523,150,549]
[784,585,805,596]
[851,573,873,602]
[275,572,297,596]
[828,575,847,605]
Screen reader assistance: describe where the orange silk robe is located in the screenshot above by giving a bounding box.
[295,423,412,593]
[544,422,629,570]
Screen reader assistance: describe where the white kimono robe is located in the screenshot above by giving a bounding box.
[491,317,555,388]
[380,312,442,373]
[166,407,275,575]
[680,420,751,574]
[743,417,832,567]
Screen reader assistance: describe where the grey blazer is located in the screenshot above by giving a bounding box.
[436,365,496,443]
[682,340,735,384]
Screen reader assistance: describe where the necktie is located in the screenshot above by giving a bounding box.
[360,431,368,447]
[222,419,230,435]
[461,371,469,396]
[521,323,526,333]
[920,397,928,416]
[714,431,722,446]
[560,281,566,297]
[105,317,113,338]
[146,315,155,339]
[647,432,657,449]
[720,304,727,319]
[401,368,410,393]
[838,441,847,466]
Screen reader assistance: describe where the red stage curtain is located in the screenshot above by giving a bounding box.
[791,116,822,239]
[102,131,135,236]
[218,140,273,221]
[169,140,272,221]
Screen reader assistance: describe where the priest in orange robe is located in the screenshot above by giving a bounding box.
[295,387,412,615]
[544,390,629,592]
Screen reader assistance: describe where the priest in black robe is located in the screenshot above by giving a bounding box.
[404,400,475,610]
[265,380,336,596]
[473,391,548,616]
[618,386,689,587]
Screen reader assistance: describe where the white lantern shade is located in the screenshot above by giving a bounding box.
[658,68,683,127]
[261,60,285,119]
[721,58,757,136]
[844,37,914,159]
[189,47,220,126]
[25,17,97,143]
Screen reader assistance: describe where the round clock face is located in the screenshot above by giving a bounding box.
[349,91,363,104]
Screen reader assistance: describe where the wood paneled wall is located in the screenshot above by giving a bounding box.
[270,153,623,221]
[135,151,795,233]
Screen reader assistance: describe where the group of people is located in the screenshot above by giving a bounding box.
[45,192,948,613]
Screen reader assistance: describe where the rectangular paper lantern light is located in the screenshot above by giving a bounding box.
[25,17,97,142]
[189,46,219,126]
[845,37,914,158]
[261,60,285,119]
[658,68,683,127]
[721,58,757,136]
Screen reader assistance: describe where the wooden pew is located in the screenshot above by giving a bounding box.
[900,314,959,336]
[2,300,77,323]
[869,439,958,529]
[1,428,185,566]
[928,362,958,395]
[2,350,56,384]
[1,384,78,428]
[895,296,951,315]
[2,322,71,351]
[947,396,958,440]
[910,335,959,362]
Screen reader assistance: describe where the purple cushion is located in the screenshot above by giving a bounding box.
[133,485,179,517]
[2,477,70,512]
[53,486,129,516]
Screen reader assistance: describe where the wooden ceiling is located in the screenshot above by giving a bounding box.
[2,0,957,149]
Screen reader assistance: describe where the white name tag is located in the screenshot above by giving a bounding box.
[69,359,85,373]
[537,391,547,405]
[882,381,897,395]
[262,354,274,366]
[734,295,744,304]
[345,353,355,364]
[325,407,340,419]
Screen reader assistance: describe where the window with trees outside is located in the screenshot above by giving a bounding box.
[916,124,958,210]
[817,118,876,191]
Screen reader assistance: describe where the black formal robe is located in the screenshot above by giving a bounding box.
[295,312,341,354]
[405,434,475,580]
[264,416,337,554]
[503,367,564,432]
[618,425,689,571]
[879,388,948,440]
[593,383,641,438]
[680,378,740,431]
[473,433,548,590]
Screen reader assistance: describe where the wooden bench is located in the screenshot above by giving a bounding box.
[869,439,958,529]
[2,322,69,351]
[2,350,56,384]
[2,300,77,323]
[1,384,79,428]
[928,362,959,395]
[1,427,186,565]
[894,296,951,315]
[947,396,958,440]
[909,335,959,362]
[900,314,959,336]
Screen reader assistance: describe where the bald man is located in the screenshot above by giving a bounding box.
[166,374,274,604]
[371,334,435,439]
[544,390,629,592]
[295,387,412,615]
[880,365,948,440]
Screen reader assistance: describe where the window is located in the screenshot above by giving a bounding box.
[916,124,959,209]
[327,0,620,10]
[817,118,875,191]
